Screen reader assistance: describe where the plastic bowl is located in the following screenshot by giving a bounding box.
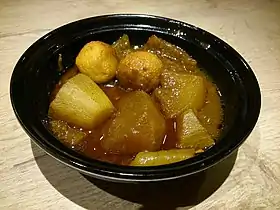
[10,14,261,183]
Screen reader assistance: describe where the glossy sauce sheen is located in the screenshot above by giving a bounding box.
[72,84,179,165]
[50,68,223,165]
[48,36,223,166]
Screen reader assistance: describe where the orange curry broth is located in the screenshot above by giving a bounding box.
[48,65,223,166]
[67,83,179,165]
[48,34,223,165]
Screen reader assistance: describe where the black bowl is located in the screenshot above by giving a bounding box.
[10,14,261,183]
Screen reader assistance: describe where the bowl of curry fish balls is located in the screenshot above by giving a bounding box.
[10,14,261,182]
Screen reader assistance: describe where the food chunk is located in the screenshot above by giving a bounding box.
[76,41,118,83]
[197,82,223,138]
[50,66,80,101]
[130,149,195,166]
[102,91,166,155]
[176,109,214,149]
[59,66,79,86]
[144,35,198,73]
[154,71,206,118]
[117,51,163,92]
[112,34,132,60]
[49,73,114,129]
[49,120,86,145]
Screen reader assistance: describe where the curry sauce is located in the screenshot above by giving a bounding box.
[48,34,223,166]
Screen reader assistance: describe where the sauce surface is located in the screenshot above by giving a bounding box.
[48,35,223,166]
[50,74,222,165]
[71,84,180,165]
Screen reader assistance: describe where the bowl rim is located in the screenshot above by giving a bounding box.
[10,13,261,182]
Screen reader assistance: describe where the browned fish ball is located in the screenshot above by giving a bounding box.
[117,51,163,92]
[75,41,118,83]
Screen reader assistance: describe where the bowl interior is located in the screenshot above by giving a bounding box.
[10,15,261,181]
